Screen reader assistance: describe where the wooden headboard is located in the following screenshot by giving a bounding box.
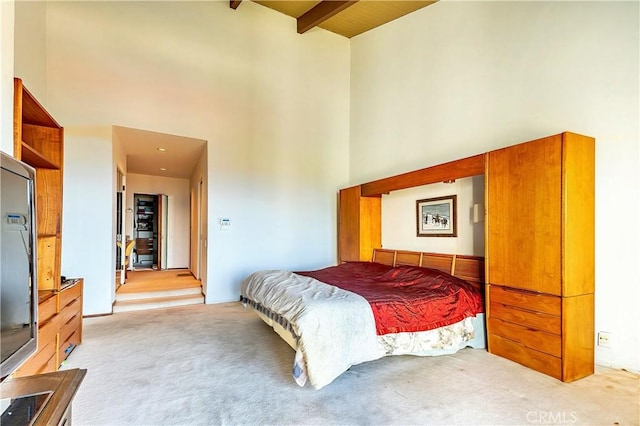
[372,248,485,289]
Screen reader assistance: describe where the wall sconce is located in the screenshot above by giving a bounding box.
[472,204,483,223]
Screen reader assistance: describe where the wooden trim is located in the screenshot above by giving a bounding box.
[84,312,113,318]
[297,1,358,34]
[0,368,86,426]
[561,132,595,297]
[15,78,61,128]
[13,78,23,158]
[230,0,242,10]
[361,154,485,197]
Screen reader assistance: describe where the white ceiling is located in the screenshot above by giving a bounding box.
[114,126,206,180]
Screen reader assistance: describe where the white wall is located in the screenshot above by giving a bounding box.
[190,150,207,284]
[13,1,46,103]
[126,173,190,269]
[40,1,350,309]
[112,129,127,290]
[60,126,115,315]
[382,176,484,256]
[1,0,15,155]
[351,2,640,372]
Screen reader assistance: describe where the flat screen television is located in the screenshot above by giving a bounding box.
[0,151,38,379]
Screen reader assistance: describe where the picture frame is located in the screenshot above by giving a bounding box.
[416,195,457,237]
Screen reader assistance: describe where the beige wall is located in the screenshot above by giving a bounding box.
[382,176,484,256]
[350,1,640,372]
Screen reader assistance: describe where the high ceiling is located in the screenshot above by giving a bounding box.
[118,1,438,180]
[234,0,437,38]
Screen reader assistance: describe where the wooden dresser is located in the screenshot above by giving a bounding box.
[12,78,84,376]
[485,132,595,382]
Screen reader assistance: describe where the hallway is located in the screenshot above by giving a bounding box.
[114,269,204,313]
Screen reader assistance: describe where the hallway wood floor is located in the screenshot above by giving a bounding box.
[117,269,201,293]
[114,269,204,313]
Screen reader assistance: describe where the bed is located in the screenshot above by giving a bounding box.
[240,248,485,389]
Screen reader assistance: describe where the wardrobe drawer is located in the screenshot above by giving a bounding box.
[488,317,561,357]
[490,302,561,335]
[490,285,560,316]
[489,333,562,380]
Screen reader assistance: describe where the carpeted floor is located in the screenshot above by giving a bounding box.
[61,303,639,425]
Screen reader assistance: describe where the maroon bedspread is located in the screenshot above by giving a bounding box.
[296,261,484,335]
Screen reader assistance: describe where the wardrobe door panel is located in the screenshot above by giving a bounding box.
[487,135,562,295]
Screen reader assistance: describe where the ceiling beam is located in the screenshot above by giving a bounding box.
[297,0,358,34]
[230,0,242,10]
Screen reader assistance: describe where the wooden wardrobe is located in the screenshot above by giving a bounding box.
[485,132,595,382]
[336,131,594,381]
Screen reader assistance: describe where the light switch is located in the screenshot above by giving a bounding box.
[219,218,231,231]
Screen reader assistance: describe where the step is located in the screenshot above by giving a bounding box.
[116,286,202,302]
[113,294,205,313]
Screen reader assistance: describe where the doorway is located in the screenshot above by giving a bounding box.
[133,193,168,270]
[115,169,128,286]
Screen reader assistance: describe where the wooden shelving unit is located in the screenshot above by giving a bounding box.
[11,77,83,377]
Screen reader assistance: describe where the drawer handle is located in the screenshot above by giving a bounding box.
[501,287,545,297]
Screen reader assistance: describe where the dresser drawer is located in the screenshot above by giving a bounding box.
[59,329,81,362]
[490,285,560,316]
[59,281,82,309]
[39,316,58,350]
[14,321,58,377]
[59,312,81,344]
[488,317,561,357]
[14,347,57,377]
[489,333,562,380]
[39,294,57,324]
[58,298,81,325]
[490,302,561,334]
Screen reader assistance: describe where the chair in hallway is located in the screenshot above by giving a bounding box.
[117,239,136,279]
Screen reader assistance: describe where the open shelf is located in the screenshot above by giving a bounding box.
[20,142,59,169]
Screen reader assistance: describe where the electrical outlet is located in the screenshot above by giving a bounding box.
[598,331,612,348]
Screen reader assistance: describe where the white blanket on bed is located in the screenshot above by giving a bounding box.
[241,270,382,389]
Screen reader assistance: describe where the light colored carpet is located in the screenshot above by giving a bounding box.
[61,303,639,425]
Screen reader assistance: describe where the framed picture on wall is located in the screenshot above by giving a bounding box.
[416,195,457,237]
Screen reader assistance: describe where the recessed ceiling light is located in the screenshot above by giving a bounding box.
[160,167,167,171]
[157,148,167,152]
